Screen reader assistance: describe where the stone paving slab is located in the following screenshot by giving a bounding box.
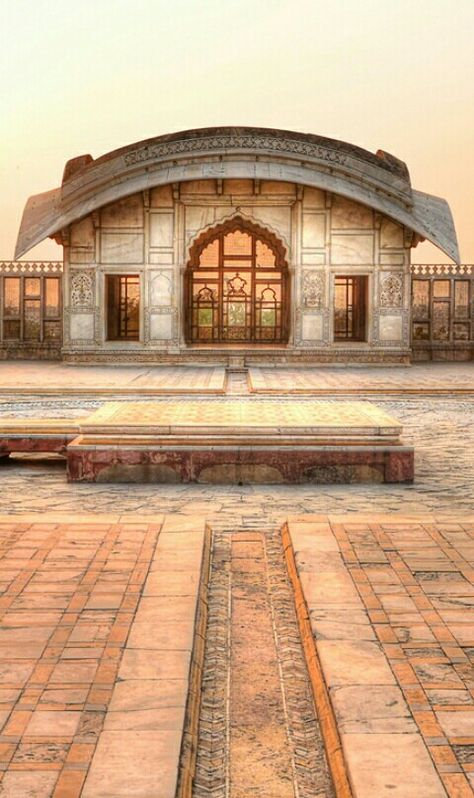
[249,364,474,395]
[0,363,226,396]
[0,514,210,798]
[284,515,474,798]
[79,399,403,436]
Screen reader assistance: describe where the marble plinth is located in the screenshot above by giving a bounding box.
[66,400,414,484]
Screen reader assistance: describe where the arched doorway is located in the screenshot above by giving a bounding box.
[185,218,289,344]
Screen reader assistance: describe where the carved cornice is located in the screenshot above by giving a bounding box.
[14,127,459,263]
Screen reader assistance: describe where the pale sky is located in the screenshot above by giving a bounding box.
[1,0,473,263]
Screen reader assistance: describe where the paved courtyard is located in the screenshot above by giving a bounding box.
[0,362,472,796]
[0,395,472,516]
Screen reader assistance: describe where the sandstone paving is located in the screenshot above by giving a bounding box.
[0,512,473,795]
[286,515,474,798]
[0,364,473,795]
[0,514,210,798]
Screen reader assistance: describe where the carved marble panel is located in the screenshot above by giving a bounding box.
[185,206,215,236]
[149,252,174,265]
[70,218,95,248]
[150,271,173,307]
[302,252,326,265]
[379,273,403,308]
[244,206,291,242]
[69,218,95,264]
[302,271,325,309]
[70,270,95,308]
[379,252,405,266]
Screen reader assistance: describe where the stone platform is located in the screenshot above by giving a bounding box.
[66,400,414,484]
[0,364,227,396]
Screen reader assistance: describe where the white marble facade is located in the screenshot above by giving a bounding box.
[63,179,412,362]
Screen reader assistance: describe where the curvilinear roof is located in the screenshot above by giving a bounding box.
[15,127,459,261]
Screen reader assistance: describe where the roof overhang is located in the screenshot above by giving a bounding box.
[14,127,460,262]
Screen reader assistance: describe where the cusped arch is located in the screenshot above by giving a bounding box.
[185,215,290,345]
[187,212,289,269]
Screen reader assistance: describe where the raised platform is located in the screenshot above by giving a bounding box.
[0,364,226,396]
[66,400,414,484]
[248,365,474,395]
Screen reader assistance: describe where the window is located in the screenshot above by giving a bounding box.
[334,276,367,341]
[106,275,140,341]
[1,275,61,342]
[186,219,289,344]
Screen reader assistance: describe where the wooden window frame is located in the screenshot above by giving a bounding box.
[333,275,368,342]
[1,274,62,343]
[185,216,290,345]
[106,274,141,342]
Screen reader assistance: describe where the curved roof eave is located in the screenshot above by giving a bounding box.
[14,129,460,262]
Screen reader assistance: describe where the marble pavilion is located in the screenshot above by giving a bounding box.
[15,127,459,365]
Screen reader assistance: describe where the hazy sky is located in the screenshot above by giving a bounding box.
[1,0,473,262]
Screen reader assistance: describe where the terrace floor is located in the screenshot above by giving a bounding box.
[0,361,472,797]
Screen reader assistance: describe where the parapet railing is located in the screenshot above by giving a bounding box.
[0,261,63,274]
[411,263,473,276]
[2,260,472,275]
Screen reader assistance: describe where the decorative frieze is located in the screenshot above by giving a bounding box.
[123,133,350,169]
